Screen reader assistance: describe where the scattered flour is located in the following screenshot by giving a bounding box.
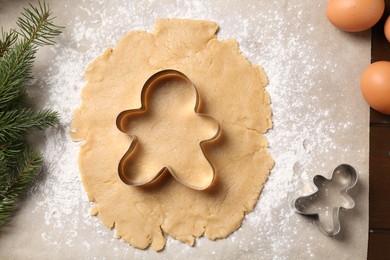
[17,0,369,259]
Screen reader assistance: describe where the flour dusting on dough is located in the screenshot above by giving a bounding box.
[70,19,273,251]
[6,0,368,259]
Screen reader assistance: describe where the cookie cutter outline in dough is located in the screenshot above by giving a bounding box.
[116,69,220,190]
[292,164,358,236]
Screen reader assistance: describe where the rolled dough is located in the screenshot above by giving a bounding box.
[71,18,274,251]
[116,72,220,190]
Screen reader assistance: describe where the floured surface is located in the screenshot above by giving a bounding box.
[0,0,370,259]
[70,19,273,251]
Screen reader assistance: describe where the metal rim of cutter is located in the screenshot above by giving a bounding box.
[292,164,358,236]
[116,69,220,190]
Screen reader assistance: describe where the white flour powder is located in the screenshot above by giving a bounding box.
[16,0,369,259]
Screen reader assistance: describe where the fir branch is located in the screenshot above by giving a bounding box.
[1,140,27,170]
[0,149,42,227]
[0,0,62,110]
[0,140,26,159]
[0,151,9,183]
[0,29,17,57]
[0,42,35,110]
[0,108,59,143]
[17,1,62,46]
[0,0,61,230]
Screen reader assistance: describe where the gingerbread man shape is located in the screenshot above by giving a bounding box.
[294,164,357,235]
[116,70,220,190]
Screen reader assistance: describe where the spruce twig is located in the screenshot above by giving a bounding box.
[0,108,59,143]
[0,29,17,57]
[0,1,61,229]
[0,43,36,110]
[0,149,42,227]
[17,2,62,46]
[0,1,62,111]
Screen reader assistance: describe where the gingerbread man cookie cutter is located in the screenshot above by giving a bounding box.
[292,164,358,236]
[116,69,220,190]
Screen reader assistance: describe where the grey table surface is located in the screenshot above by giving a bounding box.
[0,1,370,259]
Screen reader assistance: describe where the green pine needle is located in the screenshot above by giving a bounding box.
[0,140,26,170]
[0,29,17,57]
[0,1,62,110]
[0,149,43,227]
[0,151,9,183]
[0,0,62,230]
[0,42,36,110]
[0,108,59,143]
[17,1,62,46]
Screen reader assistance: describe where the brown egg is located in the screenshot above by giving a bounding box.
[361,61,390,115]
[326,0,385,32]
[384,16,390,42]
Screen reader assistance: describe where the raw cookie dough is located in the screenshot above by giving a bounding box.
[71,19,274,251]
[116,71,220,190]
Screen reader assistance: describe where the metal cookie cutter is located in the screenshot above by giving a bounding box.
[116,69,220,190]
[293,164,358,236]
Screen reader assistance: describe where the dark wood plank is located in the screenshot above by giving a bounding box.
[371,0,390,63]
[369,1,390,258]
[369,0,390,125]
[369,126,390,229]
[368,231,390,260]
[370,108,390,125]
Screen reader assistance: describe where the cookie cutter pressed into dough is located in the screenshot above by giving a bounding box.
[292,164,358,236]
[116,69,220,190]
